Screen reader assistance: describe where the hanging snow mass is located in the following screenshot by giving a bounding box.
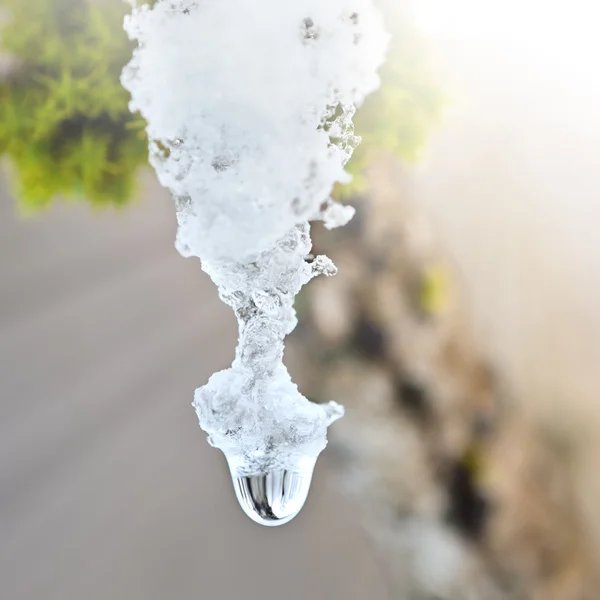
[122,0,388,526]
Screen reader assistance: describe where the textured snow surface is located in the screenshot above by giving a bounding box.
[122,0,388,473]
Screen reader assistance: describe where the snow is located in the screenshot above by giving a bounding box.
[122,0,388,491]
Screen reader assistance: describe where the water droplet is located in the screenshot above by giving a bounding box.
[227,456,316,527]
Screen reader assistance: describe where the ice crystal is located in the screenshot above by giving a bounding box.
[122,0,388,525]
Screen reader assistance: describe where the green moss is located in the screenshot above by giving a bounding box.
[419,263,452,316]
[0,0,148,211]
[338,9,446,198]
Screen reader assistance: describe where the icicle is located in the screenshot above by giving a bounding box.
[122,0,388,526]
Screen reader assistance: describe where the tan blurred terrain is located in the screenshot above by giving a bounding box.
[414,38,600,549]
[0,177,389,600]
[290,35,600,599]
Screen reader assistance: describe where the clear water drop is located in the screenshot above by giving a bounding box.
[227,456,316,527]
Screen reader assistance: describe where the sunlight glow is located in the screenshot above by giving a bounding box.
[413,0,600,92]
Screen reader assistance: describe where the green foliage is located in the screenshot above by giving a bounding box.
[338,8,445,197]
[0,0,148,211]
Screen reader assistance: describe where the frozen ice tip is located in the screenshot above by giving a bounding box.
[228,456,317,527]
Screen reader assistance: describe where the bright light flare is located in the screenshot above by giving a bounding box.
[413,0,600,92]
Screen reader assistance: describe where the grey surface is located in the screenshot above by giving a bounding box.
[0,176,387,600]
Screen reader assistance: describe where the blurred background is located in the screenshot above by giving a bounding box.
[1,1,600,599]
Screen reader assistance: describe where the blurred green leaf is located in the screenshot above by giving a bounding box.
[338,7,446,198]
[0,0,148,211]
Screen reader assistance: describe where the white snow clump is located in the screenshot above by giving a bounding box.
[122,0,388,477]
